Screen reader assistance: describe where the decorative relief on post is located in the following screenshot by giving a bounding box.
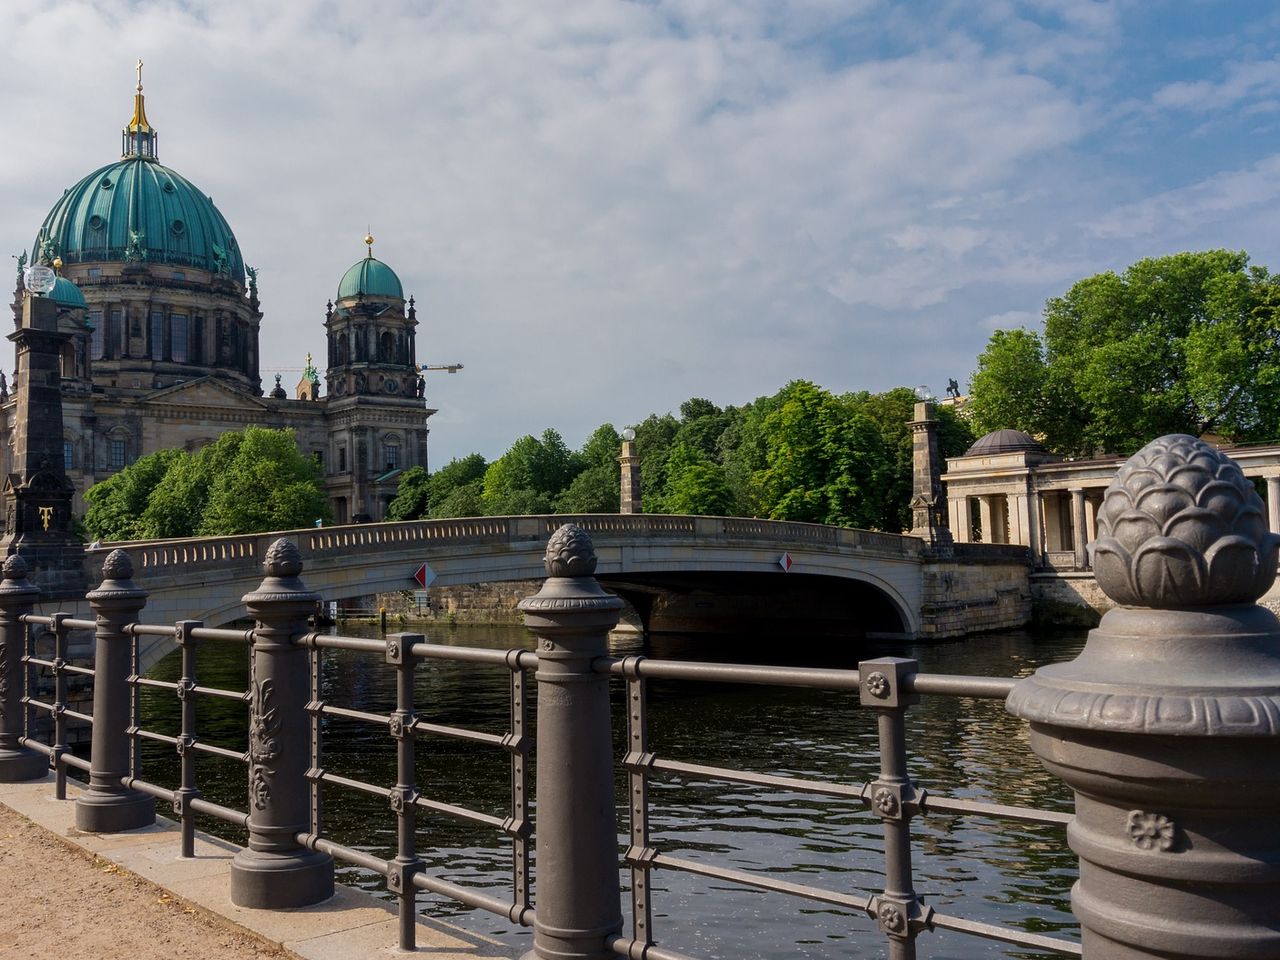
[865,672,890,699]
[1092,434,1280,608]
[877,901,906,934]
[1127,810,1177,851]
[101,549,133,582]
[248,678,281,810]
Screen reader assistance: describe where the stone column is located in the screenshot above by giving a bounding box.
[0,556,44,781]
[1070,488,1088,570]
[1009,435,1280,959]
[1267,477,1280,534]
[1009,493,1031,548]
[977,496,995,545]
[907,402,953,549]
[76,550,155,831]
[519,525,623,960]
[619,438,641,514]
[230,538,333,908]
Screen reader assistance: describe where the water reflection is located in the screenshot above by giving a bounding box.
[139,624,1085,960]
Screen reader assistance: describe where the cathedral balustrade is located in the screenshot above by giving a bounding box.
[3,438,1278,959]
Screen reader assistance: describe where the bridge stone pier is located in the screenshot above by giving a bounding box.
[49,514,1031,673]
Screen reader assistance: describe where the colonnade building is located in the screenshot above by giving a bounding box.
[3,74,434,527]
[943,428,1280,570]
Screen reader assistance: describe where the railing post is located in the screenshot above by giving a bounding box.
[76,550,155,831]
[519,524,624,960]
[1009,435,1280,959]
[859,657,932,960]
[0,556,44,781]
[230,538,333,908]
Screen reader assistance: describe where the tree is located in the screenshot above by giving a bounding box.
[660,444,734,515]
[387,454,489,521]
[83,448,186,541]
[969,250,1280,455]
[82,427,331,541]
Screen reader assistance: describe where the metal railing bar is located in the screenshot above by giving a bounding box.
[21,696,56,714]
[17,736,50,756]
[20,615,54,626]
[923,795,1072,826]
[134,677,179,691]
[644,757,867,800]
[190,741,249,763]
[929,912,1082,955]
[296,832,386,873]
[407,641,538,669]
[59,618,96,631]
[62,708,93,724]
[135,729,180,746]
[122,776,175,804]
[315,770,391,799]
[61,753,91,773]
[606,934,700,960]
[305,635,385,654]
[190,796,251,828]
[22,657,58,670]
[317,704,386,725]
[61,664,95,678]
[190,684,248,702]
[189,626,254,644]
[414,795,506,830]
[128,624,177,639]
[906,675,1017,699]
[650,853,872,911]
[601,657,864,691]
[410,719,507,748]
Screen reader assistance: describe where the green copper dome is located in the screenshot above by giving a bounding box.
[338,255,403,300]
[50,276,87,310]
[35,159,244,280]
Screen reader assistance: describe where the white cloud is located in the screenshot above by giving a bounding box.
[1,1,1276,462]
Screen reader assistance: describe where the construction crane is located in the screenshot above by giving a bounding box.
[420,363,464,374]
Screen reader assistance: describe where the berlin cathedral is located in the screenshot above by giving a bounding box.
[3,69,433,526]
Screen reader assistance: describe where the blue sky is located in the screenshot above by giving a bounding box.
[2,1,1279,464]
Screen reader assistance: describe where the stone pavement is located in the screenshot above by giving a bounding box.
[0,775,513,960]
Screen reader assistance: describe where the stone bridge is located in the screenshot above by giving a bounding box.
[54,514,1030,673]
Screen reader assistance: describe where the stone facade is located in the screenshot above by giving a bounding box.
[2,83,436,527]
[918,549,1031,639]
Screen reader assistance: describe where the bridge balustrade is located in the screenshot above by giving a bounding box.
[4,432,1279,960]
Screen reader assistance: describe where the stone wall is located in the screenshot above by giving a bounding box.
[1029,572,1111,628]
[919,556,1032,639]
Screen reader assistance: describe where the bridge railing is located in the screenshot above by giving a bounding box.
[83,513,922,583]
[8,425,1280,960]
[0,539,1078,960]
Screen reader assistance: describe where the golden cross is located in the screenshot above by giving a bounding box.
[136,58,144,92]
[38,506,52,531]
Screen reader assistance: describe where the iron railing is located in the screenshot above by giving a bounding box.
[8,597,1080,959]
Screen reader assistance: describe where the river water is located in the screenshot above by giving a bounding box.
[140,624,1086,960]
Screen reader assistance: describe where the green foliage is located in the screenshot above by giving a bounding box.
[555,464,620,513]
[83,427,331,541]
[83,448,186,541]
[969,250,1280,455]
[388,454,488,520]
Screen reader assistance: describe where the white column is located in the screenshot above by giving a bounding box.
[977,496,995,545]
[1071,488,1088,570]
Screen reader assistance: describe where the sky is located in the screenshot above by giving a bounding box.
[3,0,1280,465]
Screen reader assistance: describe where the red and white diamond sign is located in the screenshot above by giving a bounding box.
[778,552,793,572]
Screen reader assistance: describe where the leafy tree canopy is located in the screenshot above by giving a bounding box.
[968,250,1280,455]
[83,427,331,541]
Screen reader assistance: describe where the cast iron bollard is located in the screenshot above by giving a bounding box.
[0,556,44,781]
[76,550,155,831]
[1008,435,1280,958]
[519,524,624,960]
[229,538,334,908]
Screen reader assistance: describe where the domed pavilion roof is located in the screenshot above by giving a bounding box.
[964,429,1047,457]
[49,276,87,310]
[337,235,403,300]
[32,69,245,281]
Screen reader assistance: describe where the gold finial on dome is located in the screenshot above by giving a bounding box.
[364,230,374,258]
[128,58,152,132]
[52,256,63,273]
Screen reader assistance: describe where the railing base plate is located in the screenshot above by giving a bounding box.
[74,789,156,833]
[0,748,46,783]
[230,847,334,909]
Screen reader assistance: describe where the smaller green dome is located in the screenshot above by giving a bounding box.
[50,276,87,310]
[338,255,403,300]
